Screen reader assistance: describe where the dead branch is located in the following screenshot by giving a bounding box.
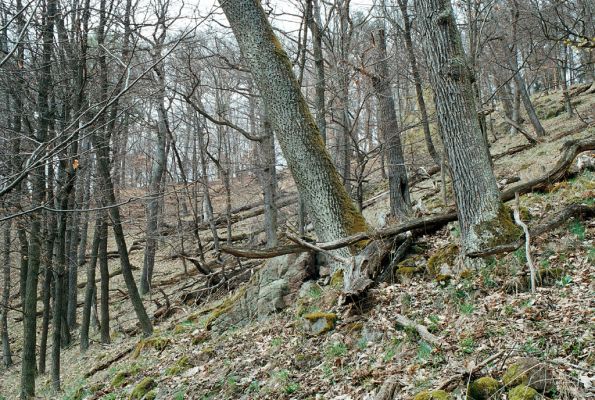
[394,313,445,349]
[469,203,595,257]
[436,350,505,390]
[513,192,536,293]
[84,345,135,378]
[502,116,541,144]
[501,138,595,202]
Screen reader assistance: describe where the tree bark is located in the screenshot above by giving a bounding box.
[415,0,519,255]
[370,29,412,220]
[1,221,12,368]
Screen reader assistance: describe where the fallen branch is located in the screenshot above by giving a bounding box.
[84,345,135,378]
[469,203,595,257]
[286,233,350,264]
[502,116,541,144]
[501,138,595,202]
[436,350,505,390]
[394,313,445,349]
[513,192,536,293]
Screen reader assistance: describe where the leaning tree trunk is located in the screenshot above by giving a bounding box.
[219,0,368,288]
[370,29,412,220]
[509,0,546,137]
[415,0,520,256]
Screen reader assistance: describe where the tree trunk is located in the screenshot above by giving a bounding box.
[370,29,412,220]
[1,221,12,368]
[38,209,56,375]
[415,0,519,255]
[396,0,440,165]
[141,37,169,294]
[258,116,278,247]
[81,213,102,351]
[21,0,55,396]
[219,0,368,287]
[98,218,110,344]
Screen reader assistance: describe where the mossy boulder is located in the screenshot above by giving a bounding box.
[467,376,499,400]
[503,357,554,392]
[207,252,314,332]
[412,389,452,400]
[508,384,538,400]
[303,312,337,335]
[129,377,156,399]
[427,245,458,279]
[473,205,522,249]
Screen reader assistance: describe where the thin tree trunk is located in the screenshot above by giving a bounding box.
[21,0,55,395]
[1,221,12,368]
[38,209,56,375]
[370,29,412,220]
[81,213,102,351]
[396,0,440,165]
[258,116,278,247]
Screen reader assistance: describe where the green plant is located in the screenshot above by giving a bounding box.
[588,246,595,264]
[357,337,368,350]
[270,337,283,348]
[173,388,186,400]
[514,248,527,264]
[417,341,433,361]
[460,337,476,354]
[247,380,260,393]
[557,275,573,287]
[568,220,585,240]
[427,315,440,333]
[326,342,347,358]
[284,382,300,394]
[459,302,475,315]
[308,285,322,299]
[99,395,116,400]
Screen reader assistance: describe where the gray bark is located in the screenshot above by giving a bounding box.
[1,221,12,368]
[370,29,412,220]
[415,0,518,255]
[219,0,368,289]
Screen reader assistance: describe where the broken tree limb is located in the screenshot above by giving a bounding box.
[436,350,505,391]
[513,192,536,293]
[501,138,595,202]
[502,115,541,144]
[286,232,350,264]
[468,203,595,257]
[220,244,307,258]
[394,313,445,349]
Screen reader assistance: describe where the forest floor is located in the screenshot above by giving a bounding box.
[0,87,594,399]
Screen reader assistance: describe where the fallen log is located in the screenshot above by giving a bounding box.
[501,138,595,202]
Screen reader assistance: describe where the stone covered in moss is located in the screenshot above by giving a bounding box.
[144,390,157,400]
[427,245,458,279]
[467,376,499,400]
[412,389,452,400]
[128,377,156,399]
[330,269,344,288]
[304,312,337,335]
[508,384,538,400]
[473,205,523,249]
[503,357,554,392]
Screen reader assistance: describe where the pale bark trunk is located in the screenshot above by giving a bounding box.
[415,0,519,255]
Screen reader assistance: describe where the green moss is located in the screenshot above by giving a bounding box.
[427,245,459,276]
[204,284,248,329]
[303,312,337,335]
[144,390,157,400]
[128,377,156,400]
[330,269,344,289]
[467,376,499,400]
[112,371,129,388]
[474,205,522,249]
[503,363,528,387]
[165,356,191,376]
[132,336,171,359]
[412,389,452,400]
[397,266,419,276]
[508,385,538,400]
[538,267,564,286]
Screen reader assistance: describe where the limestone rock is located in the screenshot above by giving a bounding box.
[303,312,337,335]
[503,357,554,392]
